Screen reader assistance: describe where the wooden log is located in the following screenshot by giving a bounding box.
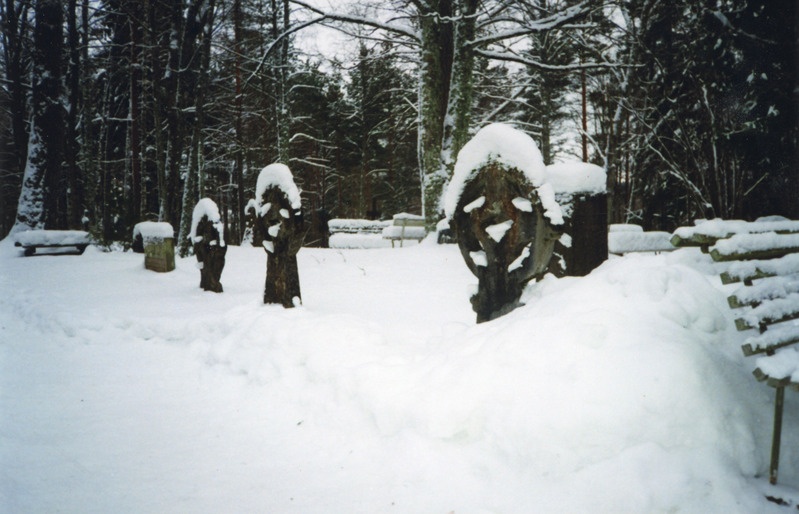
[709,232,799,262]
[734,294,799,330]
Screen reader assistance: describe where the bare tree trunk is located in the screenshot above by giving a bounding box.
[65,0,84,229]
[2,0,31,235]
[15,0,65,232]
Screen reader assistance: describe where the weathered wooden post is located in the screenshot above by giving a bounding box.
[189,198,227,293]
[545,162,608,277]
[254,163,304,307]
[443,123,563,323]
[244,199,264,248]
[133,221,176,272]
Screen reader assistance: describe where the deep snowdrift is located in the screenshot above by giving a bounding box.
[1,238,797,513]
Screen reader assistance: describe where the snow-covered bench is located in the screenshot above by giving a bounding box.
[14,230,91,256]
[607,224,676,255]
[328,218,391,249]
[382,213,426,248]
[705,222,799,486]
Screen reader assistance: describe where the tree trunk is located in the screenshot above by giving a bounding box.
[3,0,30,235]
[178,0,215,257]
[65,0,84,229]
[418,0,478,224]
[15,0,65,232]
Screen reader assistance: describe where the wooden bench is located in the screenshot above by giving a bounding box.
[328,218,391,249]
[14,230,91,256]
[382,213,426,248]
[675,219,799,487]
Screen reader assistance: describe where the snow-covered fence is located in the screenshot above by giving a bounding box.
[382,213,426,248]
[189,198,226,293]
[607,224,676,255]
[14,230,91,257]
[670,217,799,251]
[254,164,304,307]
[686,219,799,487]
[133,222,175,272]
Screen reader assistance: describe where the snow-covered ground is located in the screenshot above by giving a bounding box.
[1,237,797,513]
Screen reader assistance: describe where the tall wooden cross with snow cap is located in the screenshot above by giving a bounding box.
[443,123,563,323]
[254,163,304,307]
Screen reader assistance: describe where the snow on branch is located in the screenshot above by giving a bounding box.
[469,1,591,48]
[476,49,622,72]
[290,0,420,41]
[245,15,327,87]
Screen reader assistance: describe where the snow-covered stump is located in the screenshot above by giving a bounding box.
[444,124,563,323]
[254,164,304,307]
[133,222,175,272]
[546,162,608,277]
[189,198,226,293]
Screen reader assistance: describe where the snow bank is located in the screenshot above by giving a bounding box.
[329,232,392,249]
[1,243,796,513]
[255,163,302,210]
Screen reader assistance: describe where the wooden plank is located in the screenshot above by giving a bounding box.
[728,273,799,308]
[712,245,799,262]
[710,232,799,262]
[743,330,799,356]
[720,253,799,284]
[735,296,799,330]
[670,232,719,248]
[752,369,799,391]
[672,219,799,249]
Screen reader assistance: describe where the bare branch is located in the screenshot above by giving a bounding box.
[476,49,624,72]
[469,1,592,48]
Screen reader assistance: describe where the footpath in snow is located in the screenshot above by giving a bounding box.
[0,238,797,513]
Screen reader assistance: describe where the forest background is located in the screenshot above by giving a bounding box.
[0,0,796,254]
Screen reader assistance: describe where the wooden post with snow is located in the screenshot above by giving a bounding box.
[254,164,304,307]
[189,198,227,293]
[443,124,563,323]
[545,162,608,277]
[133,221,175,272]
